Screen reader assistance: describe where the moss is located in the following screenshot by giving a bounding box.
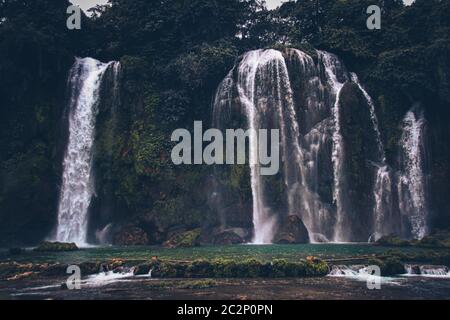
[186,260,214,278]
[158,262,188,278]
[143,279,217,289]
[163,229,202,248]
[376,231,450,248]
[380,257,405,276]
[149,258,329,279]
[213,259,239,277]
[33,241,78,252]
[177,279,217,289]
[376,235,411,247]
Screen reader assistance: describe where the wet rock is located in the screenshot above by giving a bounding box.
[419,230,450,248]
[133,263,152,276]
[166,225,188,239]
[39,264,68,277]
[34,241,78,252]
[375,234,410,247]
[113,227,149,246]
[7,271,35,281]
[79,262,102,275]
[381,257,405,276]
[163,228,202,248]
[406,265,421,275]
[213,231,244,245]
[274,215,309,244]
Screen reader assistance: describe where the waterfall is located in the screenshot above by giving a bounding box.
[398,106,428,239]
[55,57,118,245]
[212,48,350,243]
[236,49,296,244]
[350,73,385,162]
[318,51,348,242]
[350,73,395,240]
[212,47,431,243]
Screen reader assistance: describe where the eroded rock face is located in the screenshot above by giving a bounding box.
[274,215,309,244]
[113,227,149,246]
[163,228,202,248]
[213,231,244,245]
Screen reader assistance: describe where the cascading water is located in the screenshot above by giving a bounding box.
[236,49,299,244]
[55,57,118,245]
[318,51,349,242]
[350,73,395,241]
[213,49,351,243]
[212,48,431,243]
[404,265,450,277]
[398,106,428,239]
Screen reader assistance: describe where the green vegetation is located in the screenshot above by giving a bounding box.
[0,0,450,246]
[33,241,78,252]
[377,231,450,248]
[163,229,202,248]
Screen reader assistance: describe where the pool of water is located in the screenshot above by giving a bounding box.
[1,244,446,264]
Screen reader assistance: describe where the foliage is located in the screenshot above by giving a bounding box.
[1,0,450,245]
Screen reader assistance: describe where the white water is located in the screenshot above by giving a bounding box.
[83,269,136,286]
[404,265,450,278]
[328,265,399,284]
[234,49,340,243]
[398,107,428,239]
[236,50,286,244]
[212,48,431,243]
[350,73,385,162]
[318,51,347,242]
[350,73,395,240]
[55,57,117,246]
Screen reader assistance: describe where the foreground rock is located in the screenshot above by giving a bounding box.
[113,227,149,246]
[368,257,405,276]
[163,229,201,248]
[34,241,78,252]
[274,215,309,244]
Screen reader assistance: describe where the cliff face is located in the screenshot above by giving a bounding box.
[1,45,450,246]
[1,0,450,246]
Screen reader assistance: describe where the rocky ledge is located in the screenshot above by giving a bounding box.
[33,241,78,252]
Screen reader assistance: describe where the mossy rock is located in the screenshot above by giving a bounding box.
[375,235,410,247]
[418,230,450,248]
[113,227,149,246]
[163,228,202,248]
[34,241,78,252]
[274,215,309,244]
[380,257,405,276]
[376,231,450,248]
[367,257,404,276]
[147,257,329,279]
[212,231,244,245]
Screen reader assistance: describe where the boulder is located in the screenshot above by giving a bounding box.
[133,263,152,276]
[213,231,244,245]
[34,241,78,252]
[224,228,249,240]
[380,257,405,276]
[274,215,309,244]
[375,234,410,247]
[163,228,201,248]
[113,227,149,246]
